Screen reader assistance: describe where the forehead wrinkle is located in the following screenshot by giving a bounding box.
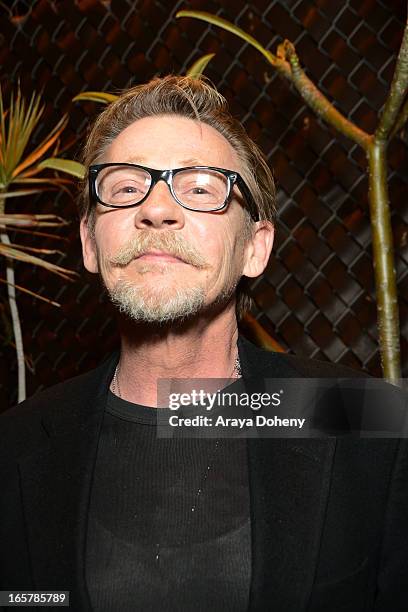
[123,156,216,169]
[103,116,243,172]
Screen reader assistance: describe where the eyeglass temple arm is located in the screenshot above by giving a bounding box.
[236,177,259,221]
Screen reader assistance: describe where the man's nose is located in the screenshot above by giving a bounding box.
[133,181,185,230]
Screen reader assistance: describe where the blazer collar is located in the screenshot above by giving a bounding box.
[19,339,334,611]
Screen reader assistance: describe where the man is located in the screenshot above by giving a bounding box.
[0,76,407,611]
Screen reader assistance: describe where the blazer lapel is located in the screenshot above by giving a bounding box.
[18,353,118,611]
[246,436,336,611]
[238,337,336,611]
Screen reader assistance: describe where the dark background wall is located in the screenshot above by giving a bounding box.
[0,0,407,409]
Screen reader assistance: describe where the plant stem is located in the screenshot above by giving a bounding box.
[367,141,401,382]
[179,11,406,379]
[0,193,26,402]
[0,230,26,402]
[391,97,408,138]
[279,40,372,150]
[365,21,408,381]
[376,21,408,141]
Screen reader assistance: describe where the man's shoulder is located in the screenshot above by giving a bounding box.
[274,352,368,379]
[3,353,116,418]
[238,335,368,380]
[0,353,117,459]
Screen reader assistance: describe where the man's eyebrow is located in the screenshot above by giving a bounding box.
[125,157,209,167]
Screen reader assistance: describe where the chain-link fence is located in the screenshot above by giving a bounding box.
[0,0,407,409]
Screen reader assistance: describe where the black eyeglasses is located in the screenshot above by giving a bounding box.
[88,163,259,221]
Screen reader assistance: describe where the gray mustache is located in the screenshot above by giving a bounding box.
[108,230,209,269]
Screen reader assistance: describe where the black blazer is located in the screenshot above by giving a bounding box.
[1,337,407,611]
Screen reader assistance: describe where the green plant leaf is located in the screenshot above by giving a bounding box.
[6,241,65,256]
[0,87,44,184]
[38,157,86,179]
[12,114,68,177]
[0,188,44,198]
[0,213,69,227]
[0,242,78,280]
[176,10,276,65]
[13,177,72,186]
[186,53,215,78]
[72,91,119,104]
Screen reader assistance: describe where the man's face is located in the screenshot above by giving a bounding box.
[80,115,262,323]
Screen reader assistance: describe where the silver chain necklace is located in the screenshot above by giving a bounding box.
[111,355,242,397]
[110,353,241,562]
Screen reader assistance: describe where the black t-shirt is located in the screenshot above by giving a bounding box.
[85,391,251,611]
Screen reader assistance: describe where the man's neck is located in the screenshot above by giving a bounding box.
[114,304,240,407]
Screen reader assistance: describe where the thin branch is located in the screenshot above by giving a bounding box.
[0,213,69,227]
[176,11,291,75]
[278,40,372,149]
[376,20,408,141]
[5,242,64,256]
[3,226,69,241]
[390,96,408,139]
[0,277,61,307]
[176,11,372,149]
[367,142,401,381]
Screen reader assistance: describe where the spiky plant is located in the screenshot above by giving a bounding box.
[0,86,83,402]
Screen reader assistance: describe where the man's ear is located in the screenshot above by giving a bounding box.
[80,218,99,273]
[242,221,274,278]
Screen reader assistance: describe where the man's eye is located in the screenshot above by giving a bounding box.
[122,186,138,192]
[190,187,210,195]
[113,184,140,194]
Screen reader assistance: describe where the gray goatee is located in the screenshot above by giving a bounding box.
[103,230,209,324]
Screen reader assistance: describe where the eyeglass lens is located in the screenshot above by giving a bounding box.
[95,166,229,210]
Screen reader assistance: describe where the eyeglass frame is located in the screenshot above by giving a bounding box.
[88,162,260,222]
